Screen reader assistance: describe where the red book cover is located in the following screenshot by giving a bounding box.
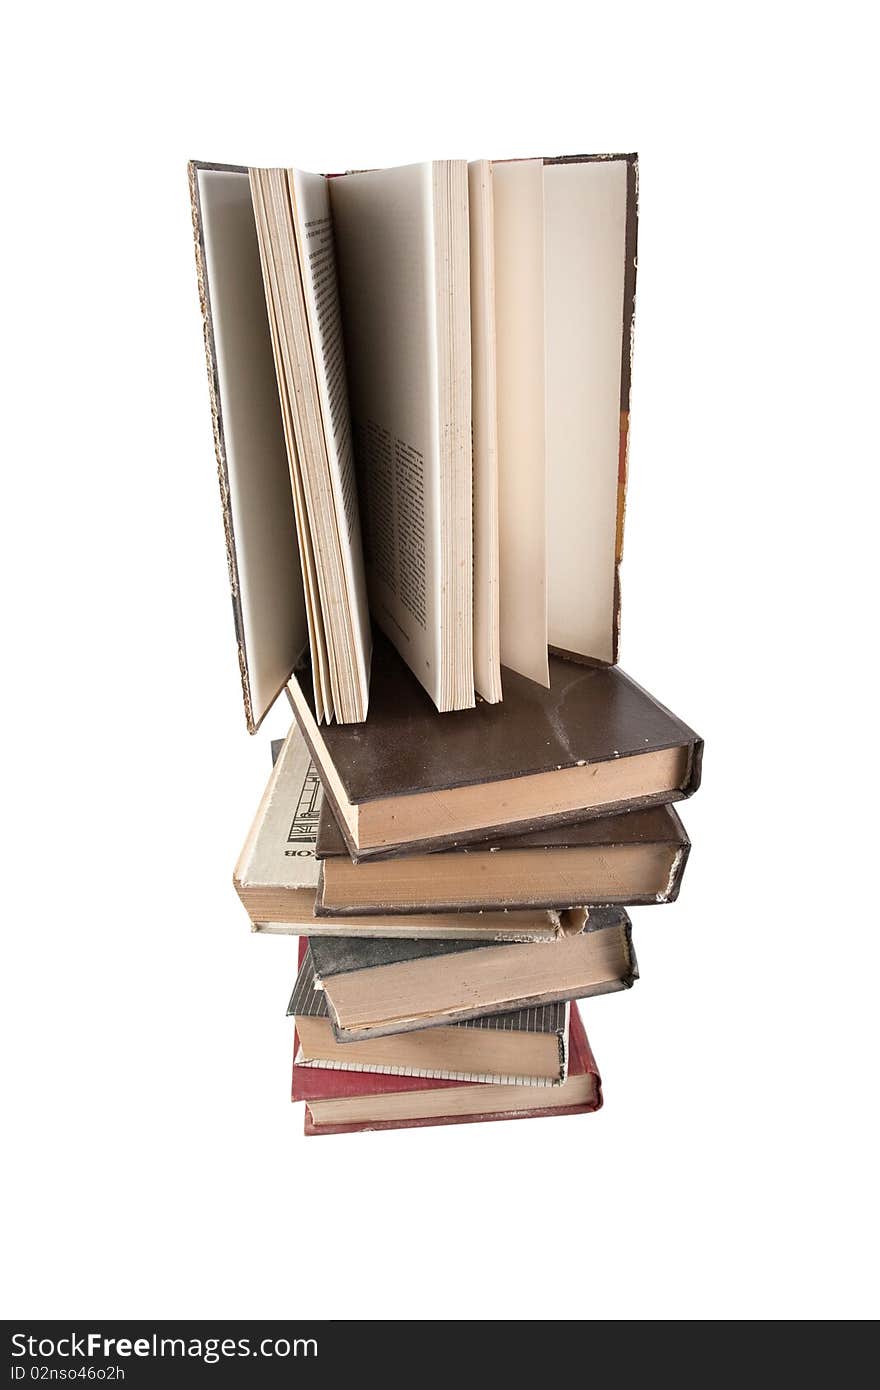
[297,1002,602,1136]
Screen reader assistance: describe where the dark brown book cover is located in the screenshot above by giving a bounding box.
[314,797,690,913]
[289,631,702,859]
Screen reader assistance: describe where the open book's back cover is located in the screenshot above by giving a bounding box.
[544,152,638,667]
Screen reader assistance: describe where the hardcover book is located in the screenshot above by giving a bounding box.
[296,1001,602,1135]
[315,796,690,914]
[286,631,702,859]
[295,910,636,1042]
[189,153,637,728]
[236,727,581,941]
[289,944,571,1086]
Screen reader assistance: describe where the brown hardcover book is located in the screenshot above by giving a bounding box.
[286,631,702,860]
[296,911,636,1043]
[315,797,689,914]
[235,725,578,941]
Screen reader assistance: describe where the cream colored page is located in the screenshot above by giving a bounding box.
[196,167,308,722]
[468,160,501,703]
[251,168,349,716]
[544,160,627,663]
[328,165,441,707]
[492,160,549,688]
[247,181,325,721]
[289,170,372,699]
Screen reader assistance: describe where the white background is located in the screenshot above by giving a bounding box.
[2,1,877,1321]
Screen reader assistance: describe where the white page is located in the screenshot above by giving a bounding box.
[249,167,337,719]
[328,164,442,706]
[544,160,627,664]
[492,159,550,688]
[468,160,502,703]
[289,171,372,702]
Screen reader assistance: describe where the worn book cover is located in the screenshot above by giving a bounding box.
[315,796,690,913]
[298,1000,602,1136]
[287,631,702,859]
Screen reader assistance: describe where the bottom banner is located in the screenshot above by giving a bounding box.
[5,1323,332,1384]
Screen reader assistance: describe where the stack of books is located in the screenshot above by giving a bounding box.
[189,150,703,1135]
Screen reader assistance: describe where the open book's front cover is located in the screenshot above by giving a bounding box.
[189,160,308,732]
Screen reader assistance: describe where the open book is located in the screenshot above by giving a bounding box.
[189,153,637,727]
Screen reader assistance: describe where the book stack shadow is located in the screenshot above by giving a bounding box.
[236,637,702,1135]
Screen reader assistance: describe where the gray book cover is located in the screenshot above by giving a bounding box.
[307,907,630,981]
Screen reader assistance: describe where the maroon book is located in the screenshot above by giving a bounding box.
[294,1001,602,1136]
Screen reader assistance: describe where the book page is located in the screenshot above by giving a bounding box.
[468,160,502,703]
[289,171,372,701]
[328,165,442,707]
[544,159,627,664]
[492,159,550,688]
[250,166,372,723]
